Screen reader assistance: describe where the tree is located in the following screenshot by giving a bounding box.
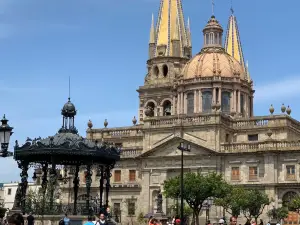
[164,172,230,225]
[289,196,300,213]
[267,207,288,222]
[239,189,270,223]
[215,187,245,217]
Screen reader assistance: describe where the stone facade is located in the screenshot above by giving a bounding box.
[58,1,300,225]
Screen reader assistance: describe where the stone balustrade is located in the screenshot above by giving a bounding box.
[144,114,215,128]
[121,147,143,158]
[221,140,300,153]
[90,126,143,139]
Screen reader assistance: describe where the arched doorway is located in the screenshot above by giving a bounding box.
[282,191,298,225]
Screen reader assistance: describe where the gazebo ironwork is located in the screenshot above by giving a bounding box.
[13,97,121,215]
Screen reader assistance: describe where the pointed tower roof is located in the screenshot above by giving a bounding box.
[149,14,156,44]
[154,0,189,57]
[225,11,246,71]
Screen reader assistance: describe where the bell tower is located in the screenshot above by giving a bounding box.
[138,0,192,123]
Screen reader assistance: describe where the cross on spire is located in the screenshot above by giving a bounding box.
[212,0,215,15]
[230,0,234,14]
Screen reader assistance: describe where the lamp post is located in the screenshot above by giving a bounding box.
[177,142,191,225]
[0,114,14,157]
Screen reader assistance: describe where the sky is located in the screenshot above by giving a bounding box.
[0,0,299,182]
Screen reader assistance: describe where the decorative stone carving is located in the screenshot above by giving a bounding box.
[281,104,286,113]
[104,119,108,128]
[269,104,274,115]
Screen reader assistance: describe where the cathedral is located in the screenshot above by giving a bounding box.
[80,0,300,224]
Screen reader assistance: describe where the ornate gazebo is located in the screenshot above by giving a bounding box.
[13,97,121,215]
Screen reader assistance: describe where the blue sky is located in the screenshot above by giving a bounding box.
[0,0,299,181]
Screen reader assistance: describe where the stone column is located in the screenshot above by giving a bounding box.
[230,91,234,114]
[194,90,197,113]
[177,93,180,115]
[199,90,202,113]
[213,88,216,104]
[173,96,176,115]
[181,92,184,114]
[232,90,236,113]
[184,92,187,114]
[218,87,222,105]
[251,95,254,116]
[237,90,241,114]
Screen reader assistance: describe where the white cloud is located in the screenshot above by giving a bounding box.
[254,76,300,103]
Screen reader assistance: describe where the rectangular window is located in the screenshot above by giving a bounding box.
[249,166,258,180]
[187,93,194,115]
[248,134,258,141]
[128,202,135,216]
[8,188,11,195]
[286,165,296,180]
[129,170,136,182]
[113,203,121,217]
[114,170,121,182]
[225,134,229,143]
[231,167,240,181]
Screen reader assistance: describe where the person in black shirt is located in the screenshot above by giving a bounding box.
[27,212,35,225]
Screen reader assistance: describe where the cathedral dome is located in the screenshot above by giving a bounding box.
[182,15,247,80]
[182,48,247,79]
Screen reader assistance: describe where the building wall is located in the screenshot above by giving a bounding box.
[3,183,40,210]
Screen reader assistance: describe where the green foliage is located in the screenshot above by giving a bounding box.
[239,189,270,222]
[137,212,147,224]
[25,188,60,215]
[164,172,229,225]
[267,207,289,221]
[289,196,300,212]
[168,203,193,217]
[215,187,244,217]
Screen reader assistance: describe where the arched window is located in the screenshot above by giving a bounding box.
[221,92,231,114]
[282,191,298,207]
[202,91,212,113]
[187,93,194,115]
[205,34,208,45]
[145,102,155,117]
[163,100,172,116]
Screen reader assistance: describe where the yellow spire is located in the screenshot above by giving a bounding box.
[154,0,189,57]
[225,11,246,70]
[149,13,155,44]
[187,17,192,47]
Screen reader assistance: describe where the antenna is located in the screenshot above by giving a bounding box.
[68,76,71,100]
[212,0,215,15]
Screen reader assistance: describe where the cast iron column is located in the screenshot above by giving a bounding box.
[99,165,104,210]
[19,161,29,215]
[41,164,48,215]
[85,165,92,215]
[105,165,111,208]
[73,165,80,215]
[49,163,57,211]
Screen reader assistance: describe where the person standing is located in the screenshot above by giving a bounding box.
[84,216,95,225]
[230,217,237,225]
[95,213,108,225]
[27,213,35,225]
[63,214,70,225]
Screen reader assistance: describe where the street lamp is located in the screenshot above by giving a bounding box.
[177,142,191,225]
[0,114,14,157]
